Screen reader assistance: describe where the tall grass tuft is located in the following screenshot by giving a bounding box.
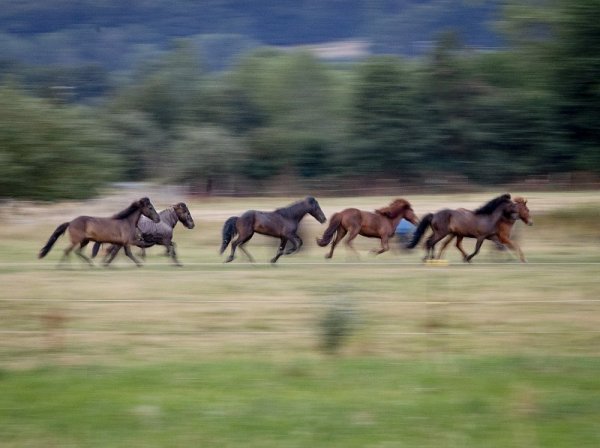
[317,298,359,355]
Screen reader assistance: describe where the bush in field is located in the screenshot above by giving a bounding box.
[318,298,359,355]
[0,86,121,200]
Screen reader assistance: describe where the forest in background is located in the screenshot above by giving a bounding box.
[0,0,599,200]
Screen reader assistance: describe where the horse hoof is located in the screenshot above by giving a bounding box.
[224,256,234,263]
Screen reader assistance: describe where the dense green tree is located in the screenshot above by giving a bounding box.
[167,125,245,193]
[346,56,421,175]
[0,86,120,200]
[112,40,205,130]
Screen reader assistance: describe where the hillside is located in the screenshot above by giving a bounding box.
[0,0,502,71]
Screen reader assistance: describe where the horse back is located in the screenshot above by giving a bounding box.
[250,210,295,237]
[69,216,133,244]
[340,209,389,237]
[445,208,496,236]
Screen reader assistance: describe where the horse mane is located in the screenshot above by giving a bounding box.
[474,194,512,215]
[112,197,151,219]
[275,198,308,219]
[375,199,411,219]
[112,200,142,219]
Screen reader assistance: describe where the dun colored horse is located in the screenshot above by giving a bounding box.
[436,197,533,262]
[91,202,195,266]
[407,194,518,263]
[220,196,327,263]
[38,197,160,266]
[316,199,418,259]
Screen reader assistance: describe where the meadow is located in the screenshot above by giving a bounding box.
[1,191,599,447]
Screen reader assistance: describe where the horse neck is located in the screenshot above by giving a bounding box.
[489,204,510,225]
[280,203,309,222]
[162,208,178,228]
[389,213,406,229]
[125,208,144,227]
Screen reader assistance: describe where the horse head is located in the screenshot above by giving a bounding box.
[376,199,419,225]
[174,202,195,229]
[139,197,160,223]
[501,199,520,222]
[513,197,533,226]
[305,196,327,224]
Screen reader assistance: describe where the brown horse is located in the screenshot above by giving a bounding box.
[407,194,518,263]
[316,199,418,259]
[220,196,327,264]
[38,197,160,266]
[91,202,195,266]
[436,197,533,262]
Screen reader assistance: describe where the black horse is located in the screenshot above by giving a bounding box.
[407,194,518,263]
[220,196,327,263]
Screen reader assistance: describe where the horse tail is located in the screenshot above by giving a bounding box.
[316,213,341,247]
[220,216,238,254]
[91,242,102,258]
[406,213,433,249]
[38,222,69,258]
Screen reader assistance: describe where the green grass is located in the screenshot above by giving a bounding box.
[1,192,599,446]
[1,357,599,447]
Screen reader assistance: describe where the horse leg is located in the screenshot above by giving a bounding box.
[424,233,447,261]
[166,239,182,266]
[103,245,122,266]
[238,244,255,262]
[496,235,527,263]
[436,235,454,259]
[75,240,93,266]
[465,238,485,263]
[285,233,302,255]
[454,236,470,261]
[58,243,76,266]
[372,235,390,255]
[227,232,253,263]
[123,245,142,267]
[344,227,361,259]
[326,227,347,259]
[271,237,289,264]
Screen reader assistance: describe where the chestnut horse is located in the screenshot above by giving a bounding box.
[436,197,533,262]
[38,197,160,266]
[220,196,327,264]
[316,199,418,259]
[407,194,518,263]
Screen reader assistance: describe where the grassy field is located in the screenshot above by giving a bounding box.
[1,192,599,446]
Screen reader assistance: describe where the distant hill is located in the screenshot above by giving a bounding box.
[0,0,502,71]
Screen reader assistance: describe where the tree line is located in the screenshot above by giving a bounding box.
[0,0,598,200]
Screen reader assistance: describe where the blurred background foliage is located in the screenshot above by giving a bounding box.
[0,0,598,200]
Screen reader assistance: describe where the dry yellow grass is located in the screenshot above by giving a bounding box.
[1,192,599,369]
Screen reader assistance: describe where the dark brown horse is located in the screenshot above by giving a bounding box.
[91,202,195,266]
[220,196,327,263]
[407,194,518,263]
[316,199,418,259]
[38,197,160,266]
[436,196,533,262]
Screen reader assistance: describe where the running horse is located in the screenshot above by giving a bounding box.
[38,197,160,266]
[316,199,419,259]
[407,194,518,262]
[436,196,533,262]
[220,196,327,263]
[91,202,195,266]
